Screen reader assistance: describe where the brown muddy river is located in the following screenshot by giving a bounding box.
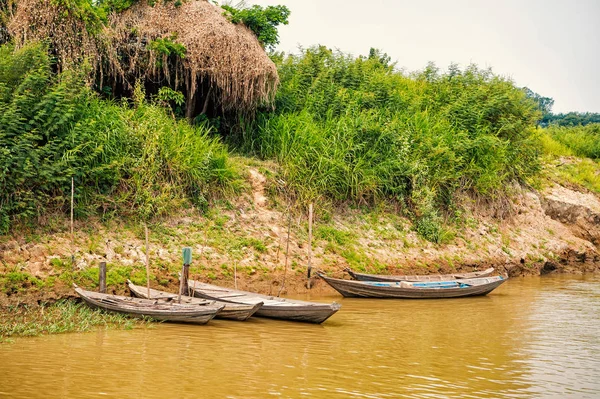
[1,274,599,398]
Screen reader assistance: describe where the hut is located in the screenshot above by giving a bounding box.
[7,0,279,118]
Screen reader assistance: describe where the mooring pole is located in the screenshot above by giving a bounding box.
[99,261,106,293]
[179,247,192,303]
[307,203,313,289]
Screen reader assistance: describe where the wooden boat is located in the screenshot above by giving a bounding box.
[187,279,341,324]
[74,285,223,324]
[127,280,262,321]
[318,274,506,299]
[345,267,495,282]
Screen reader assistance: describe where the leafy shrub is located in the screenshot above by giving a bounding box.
[221,4,290,50]
[243,46,541,240]
[0,43,238,232]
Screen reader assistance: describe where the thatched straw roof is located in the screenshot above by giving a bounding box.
[8,0,101,70]
[8,0,279,116]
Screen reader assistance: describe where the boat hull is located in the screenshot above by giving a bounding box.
[187,280,341,324]
[319,275,506,299]
[254,304,341,324]
[74,286,223,324]
[346,267,495,282]
[127,281,262,321]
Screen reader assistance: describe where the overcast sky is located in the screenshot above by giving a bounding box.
[249,0,600,113]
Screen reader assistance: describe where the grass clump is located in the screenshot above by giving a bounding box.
[0,300,143,342]
[315,225,355,246]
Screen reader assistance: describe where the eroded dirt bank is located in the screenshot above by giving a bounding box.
[1,168,599,306]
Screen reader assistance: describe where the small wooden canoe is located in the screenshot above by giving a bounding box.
[74,285,223,324]
[345,267,495,282]
[318,274,506,299]
[187,279,341,324]
[127,280,262,321]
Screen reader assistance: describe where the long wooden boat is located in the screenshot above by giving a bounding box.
[74,285,223,324]
[345,267,495,282]
[127,280,262,321]
[318,274,506,299]
[187,279,341,324]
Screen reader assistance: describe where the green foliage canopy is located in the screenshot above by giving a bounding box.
[221,3,290,50]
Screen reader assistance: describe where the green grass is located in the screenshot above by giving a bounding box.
[544,124,600,160]
[554,159,600,193]
[315,225,355,246]
[0,300,145,342]
[540,129,600,193]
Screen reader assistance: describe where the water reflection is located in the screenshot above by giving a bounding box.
[0,274,598,398]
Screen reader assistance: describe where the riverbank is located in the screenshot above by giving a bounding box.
[1,163,599,310]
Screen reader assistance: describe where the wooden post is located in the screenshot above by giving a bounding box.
[179,247,192,303]
[307,203,313,289]
[70,177,74,269]
[99,262,106,293]
[234,260,238,289]
[278,211,292,297]
[144,224,150,298]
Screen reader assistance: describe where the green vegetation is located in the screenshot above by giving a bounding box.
[1,0,597,249]
[545,124,600,160]
[0,43,239,233]
[149,34,187,67]
[540,126,600,193]
[221,3,290,50]
[0,300,144,342]
[543,112,600,127]
[523,87,600,127]
[245,47,540,240]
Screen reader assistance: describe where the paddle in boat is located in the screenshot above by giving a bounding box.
[127,280,262,321]
[345,267,495,282]
[187,279,341,324]
[74,284,223,324]
[318,274,506,299]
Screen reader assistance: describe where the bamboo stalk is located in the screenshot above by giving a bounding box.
[307,203,313,289]
[145,224,150,299]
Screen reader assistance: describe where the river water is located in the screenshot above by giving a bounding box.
[1,274,599,398]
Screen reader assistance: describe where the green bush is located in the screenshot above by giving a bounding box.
[0,43,238,232]
[242,47,541,240]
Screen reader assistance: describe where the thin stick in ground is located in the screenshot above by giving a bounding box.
[278,210,292,297]
[145,224,150,299]
[70,177,74,269]
[307,203,313,289]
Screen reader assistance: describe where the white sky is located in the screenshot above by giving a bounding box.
[249,0,600,113]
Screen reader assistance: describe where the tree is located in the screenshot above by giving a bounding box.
[221,3,290,51]
[523,87,554,126]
